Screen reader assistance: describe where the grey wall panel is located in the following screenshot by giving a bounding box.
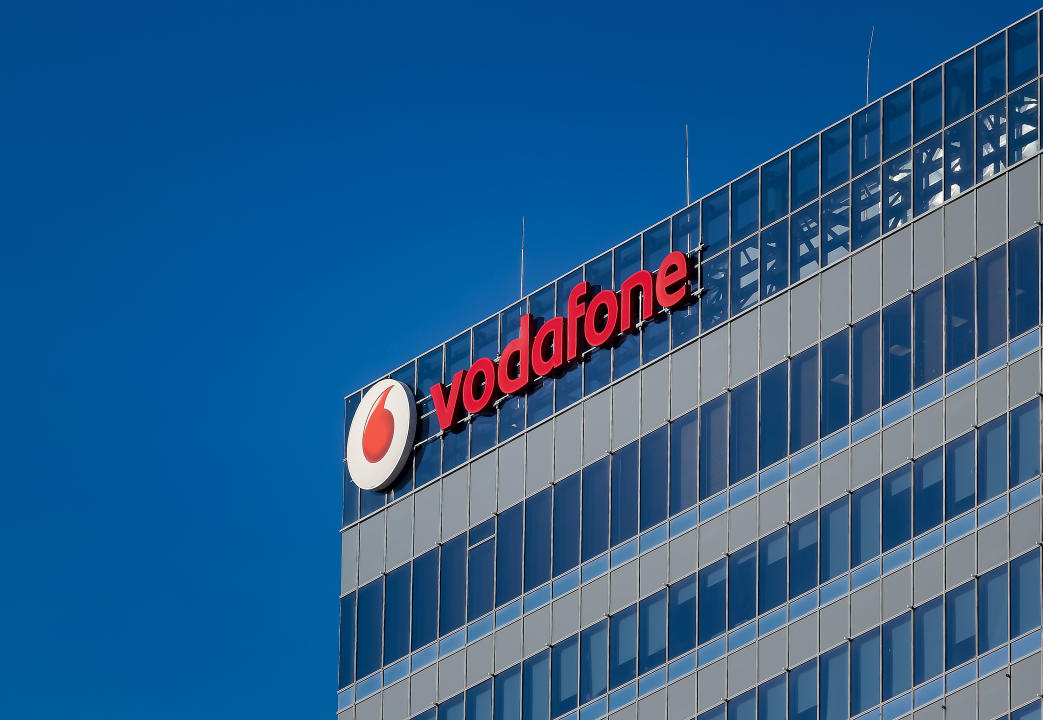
[641,358,670,433]
[851,244,882,321]
[788,613,818,666]
[697,659,726,711]
[757,629,787,681]
[437,650,466,701]
[760,293,789,370]
[882,418,911,473]
[466,636,494,686]
[944,193,975,270]
[440,468,469,541]
[790,276,820,353]
[948,685,977,720]
[382,679,409,720]
[758,484,787,535]
[469,453,496,520]
[850,435,881,489]
[977,671,1008,720]
[341,526,359,596]
[1009,351,1041,405]
[497,437,524,511]
[637,688,666,720]
[849,581,881,635]
[727,643,757,695]
[976,174,1008,254]
[700,327,728,402]
[820,260,850,337]
[913,699,944,720]
[337,704,354,720]
[580,575,610,626]
[882,227,912,304]
[551,590,580,644]
[912,403,943,457]
[728,498,757,551]
[612,375,640,450]
[699,514,727,566]
[639,545,669,595]
[355,694,380,720]
[413,483,441,554]
[1009,156,1040,234]
[669,529,698,582]
[912,209,943,288]
[358,512,386,583]
[609,704,637,720]
[945,535,976,588]
[820,450,849,503]
[670,340,700,419]
[789,466,819,520]
[819,597,849,651]
[583,389,611,463]
[976,518,1010,574]
[1011,653,1043,709]
[667,674,697,720]
[493,621,522,672]
[384,495,413,572]
[977,369,1008,423]
[410,665,438,715]
[609,560,639,612]
[945,387,976,439]
[1010,500,1042,556]
[913,551,944,605]
[550,408,579,483]
[522,605,551,656]
[881,566,912,621]
[729,310,759,384]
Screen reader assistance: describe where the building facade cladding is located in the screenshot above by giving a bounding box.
[340,11,1043,720]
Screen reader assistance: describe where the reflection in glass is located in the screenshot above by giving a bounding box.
[883,150,912,229]
[945,116,974,199]
[1010,81,1040,164]
[978,99,1008,181]
[913,134,943,216]
[790,201,820,282]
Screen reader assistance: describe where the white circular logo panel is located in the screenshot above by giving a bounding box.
[346,379,417,491]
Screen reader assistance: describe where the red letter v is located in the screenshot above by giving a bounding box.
[431,370,466,431]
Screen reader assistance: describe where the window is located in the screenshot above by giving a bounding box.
[945,581,976,669]
[881,465,912,552]
[699,558,727,643]
[702,188,729,257]
[1011,550,1042,637]
[611,443,639,546]
[1009,228,1040,338]
[820,644,848,720]
[553,473,580,576]
[978,414,1007,503]
[494,664,522,720]
[640,426,668,530]
[978,246,1008,353]
[851,169,881,250]
[791,201,821,281]
[579,620,607,703]
[977,33,1006,107]
[730,378,758,484]
[413,547,439,649]
[700,395,728,500]
[792,137,819,209]
[914,596,944,684]
[357,577,383,679]
[820,496,850,582]
[1010,82,1040,164]
[670,410,698,514]
[760,362,788,467]
[468,680,492,720]
[789,659,817,720]
[882,613,912,700]
[946,50,975,124]
[978,100,1008,182]
[1011,400,1041,488]
[946,117,974,200]
[385,563,411,663]
[852,313,881,419]
[731,236,759,314]
[440,534,466,635]
[821,185,850,264]
[945,263,975,371]
[759,528,788,613]
[762,154,789,226]
[884,150,912,227]
[1009,16,1038,88]
[468,539,494,620]
[822,120,850,192]
[883,85,912,159]
[913,447,943,535]
[914,279,943,387]
[551,636,578,718]
[760,221,788,299]
[522,650,550,720]
[339,592,356,688]
[913,68,942,142]
[882,297,911,404]
[701,252,729,331]
[852,480,880,566]
[790,346,818,453]
[440,693,464,720]
[729,689,755,720]
[789,513,818,598]
[945,432,975,519]
[638,590,667,673]
[821,329,850,437]
[524,489,551,592]
[608,605,637,689]
[978,563,1008,653]
[729,543,757,628]
[581,459,609,561]
[853,103,881,176]
[759,674,786,720]
[851,630,880,715]
[732,170,759,241]
[668,575,697,658]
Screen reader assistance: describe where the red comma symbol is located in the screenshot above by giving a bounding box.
[362,386,396,463]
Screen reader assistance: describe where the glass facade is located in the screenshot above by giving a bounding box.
[340,10,1043,720]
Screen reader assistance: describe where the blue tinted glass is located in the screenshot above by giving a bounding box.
[729,543,757,629]
[580,620,608,703]
[945,432,976,519]
[758,674,786,720]
[474,317,498,361]
[822,120,850,192]
[978,414,1008,503]
[551,635,578,718]
[1011,549,1042,636]
[610,442,639,546]
[729,690,755,720]
[852,313,881,419]
[978,100,1008,182]
[978,563,1008,653]
[468,680,493,720]
[496,505,523,606]
[524,488,551,591]
[440,693,465,720]
[669,575,698,657]
[582,459,609,561]
[1013,700,1043,720]
[821,329,849,437]
[913,134,942,218]
[820,644,848,720]
[446,332,471,377]
[555,269,583,318]
[945,263,975,371]
[522,650,550,720]
[850,629,880,714]
[760,362,788,467]
[792,138,820,209]
[913,447,943,535]
[442,424,468,472]
[882,613,912,700]
[670,409,699,514]
[882,465,912,552]
[360,485,387,517]
[526,378,553,427]
[495,665,522,720]
[760,221,788,299]
[586,252,612,292]
[883,85,912,160]
[640,426,668,530]
[789,513,818,598]
[356,577,383,678]
[468,539,494,620]
[385,563,411,663]
[343,469,359,528]
[1011,400,1041,487]
[791,201,821,282]
[821,185,850,265]
[851,168,881,250]
[789,660,817,720]
[913,68,943,142]
[553,473,580,576]
[1010,228,1040,337]
[884,150,912,229]
[499,396,525,442]
[732,170,759,240]
[555,359,581,409]
[440,534,466,635]
[762,154,789,226]
[412,547,439,649]
[946,116,974,200]
[978,245,1008,355]
[701,251,728,331]
[673,203,699,253]
[914,596,944,684]
[914,279,943,387]
[613,332,640,379]
[702,188,729,256]
[700,394,728,500]
[500,300,525,354]
[759,528,787,613]
[471,410,496,456]
[731,236,759,314]
[946,51,975,123]
[978,33,1007,106]
[882,297,911,404]
[945,581,976,669]
[644,219,670,270]
[852,480,880,566]
[790,346,818,453]
[339,592,355,688]
[608,604,637,689]
[698,558,727,643]
[730,378,758,484]
[418,348,443,401]
[1010,82,1040,164]
[1010,17,1039,88]
[700,705,726,720]
[853,103,881,176]
[638,590,667,673]
[820,496,850,582]
[643,315,670,363]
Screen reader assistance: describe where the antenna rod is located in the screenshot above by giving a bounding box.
[520,216,525,300]
[866,26,875,106]
[684,123,691,206]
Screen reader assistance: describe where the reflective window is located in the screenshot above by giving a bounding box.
[882,613,912,700]
[914,596,944,684]
[913,447,943,536]
[698,558,727,643]
[883,85,912,160]
[789,660,817,720]
[852,480,880,566]
[978,563,1008,653]
[760,220,788,299]
[1011,550,1041,637]
[945,116,974,200]
[668,575,697,658]
[495,665,521,720]
[731,236,759,314]
[822,120,850,192]
[496,505,523,606]
[440,693,464,720]
[522,650,550,720]
[670,409,698,514]
[700,394,728,499]
[882,296,911,404]
[730,378,758,484]
[1011,400,1041,488]
[758,528,788,613]
[644,219,670,270]
[977,33,1007,107]
[760,362,788,467]
[1009,16,1039,89]
[913,68,943,143]
[945,263,975,370]
[729,689,755,720]
[851,169,881,249]
[790,346,818,453]
[672,203,699,253]
[977,414,1008,503]
[579,620,608,703]
[820,644,848,720]
[881,465,912,552]
[385,563,411,662]
[821,185,850,264]
[412,548,439,650]
[820,496,849,582]
[339,592,355,688]
[638,590,667,673]
[883,150,912,229]
[702,187,729,257]
[701,251,728,331]
[789,513,818,598]
[611,442,638,546]
[821,329,849,437]
[945,581,976,669]
[850,629,880,714]
[914,278,943,387]
[1010,228,1040,337]
[640,426,668,530]
[732,170,759,240]
[581,459,609,561]
[946,50,975,123]
[945,432,976,520]
[762,154,789,226]
[608,605,637,689]
[729,543,756,629]
[978,100,1008,181]
[524,488,551,591]
[439,534,466,635]
[357,577,383,678]
[551,635,578,718]
[790,201,821,281]
[978,246,1008,354]
[552,473,580,576]
[1010,81,1040,163]
[468,681,492,720]
[791,137,819,209]
[759,674,786,720]
[853,103,881,176]
[913,135,943,216]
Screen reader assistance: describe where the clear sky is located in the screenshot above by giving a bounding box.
[2,1,1038,717]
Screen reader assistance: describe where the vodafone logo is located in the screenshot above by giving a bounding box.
[346,379,417,491]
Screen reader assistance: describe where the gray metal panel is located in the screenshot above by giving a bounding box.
[882,227,912,304]
[912,402,943,457]
[729,309,759,385]
[946,535,976,588]
[728,498,757,551]
[337,704,354,720]
[699,513,727,566]
[820,450,849,504]
[849,581,881,635]
[851,243,882,321]
[637,688,666,720]
[944,193,975,270]
[945,386,976,439]
[820,260,851,337]
[976,174,1008,254]
[497,436,525,511]
[1011,653,1043,709]
[1010,500,1042,556]
[382,679,409,720]
[727,643,757,695]
[639,544,669,596]
[977,670,1008,720]
[410,664,438,715]
[341,526,359,596]
[551,590,580,644]
[440,468,469,542]
[466,636,494,687]
[358,512,386,583]
[413,482,441,554]
[493,621,523,672]
[699,327,728,402]
[612,375,640,450]
[977,518,1010,574]
[789,466,819,520]
[550,407,579,483]
[757,628,787,681]
[789,275,820,353]
[669,528,698,582]
[881,418,911,473]
[641,358,670,433]
[609,560,639,612]
[609,703,637,720]
[355,694,380,720]
[913,550,944,605]
[977,368,1008,423]
[760,292,789,370]
[583,389,611,463]
[580,575,610,626]
[819,597,849,651]
[850,435,881,489]
[384,495,413,572]
[913,699,944,720]
[437,650,466,701]
[1010,351,1041,405]
[912,209,943,288]
[881,565,912,621]
[670,340,700,419]
[758,484,787,535]
[469,453,496,522]
[667,673,697,720]
[697,659,727,711]
[788,613,818,666]
[1010,156,1040,234]
[948,685,977,720]
[522,605,551,656]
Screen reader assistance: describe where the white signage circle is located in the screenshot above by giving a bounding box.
[345,379,417,491]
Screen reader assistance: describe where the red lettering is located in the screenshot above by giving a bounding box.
[619,270,654,332]
[584,289,619,348]
[531,316,565,376]
[463,357,497,414]
[655,251,689,308]
[431,370,466,430]
[565,282,590,363]
[497,314,534,394]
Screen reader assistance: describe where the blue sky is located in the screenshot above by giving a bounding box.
[2,1,1038,717]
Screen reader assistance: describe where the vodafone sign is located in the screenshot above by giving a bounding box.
[346,379,417,491]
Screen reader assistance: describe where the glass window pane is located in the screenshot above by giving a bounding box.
[1011,549,1041,636]
[673,203,700,253]
[882,297,911,404]
[978,33,1007,107]
[790,346,818,453]
[852,480,880,566]
[884,150,912,229]
[913,68,943,143]
[702,188,729,257]
[413,547,439,649]
[611,442,639,546]
[792,138,820,209]
[882,613,912,700]
[945,116,974,201]
[730,378,758,484]
[339,592,355,688]
[914,278,943,387]
[385,564,411,663]
[468,539,494,620]
[945,581,976,669]
[640,426,668,530]
[732,171,759,241]
[700,251,728,331]
[468,680,493,720]
[820,644,848,720]
[441,693,465,720]
[1010,81,1040,163]
[978,100,1008,182]
[644,219,670,270]
[699,558,727,643]
[760,361,788,467]
[1010,16,1039,89]
[978,414,1008,503]
[853,103,881,176]
[670,409,699,515]
[580,620,608,703]
[496,505,523,606]
[790,513,818,598]
[822,120,850,192]
[731,236,759,314]
[946,50,975,123]
[758,674,786,720]
[668,575,697,658]
[913,135,943,216]
[883,85,913,160]
[495,665,522,720]
[945,263,975,371]
[762,154,789,226]
[729,543,757,629]
[729,689,755,720]
[551,635,578,718]
[760,220,788,299]
[357,577,383,678]
[851,169,881,250]
[821,329,850,437]
[945,432,976,520]
[978,246,1008,354]
[582,459,609,561]
[882,465,912,552]
[851,629,880,714]
[978,563,1008,653]
[853,312,881,419]
[524,488,551,591]
[759,528,788,613]
[522,650,550,720]
[789,659,817,720]
[608,605,637,689]
[1010,228,1040,338]
[821,496,850,582]
[913,447,943,536]
[1011,400,1040,488]
[791,201,821,282]
[553,473,580,576]
[638,589,667,673]
[700,395,728,500]
[914,596,944,683]
[440,534,466,635]
[821,185,850,265]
